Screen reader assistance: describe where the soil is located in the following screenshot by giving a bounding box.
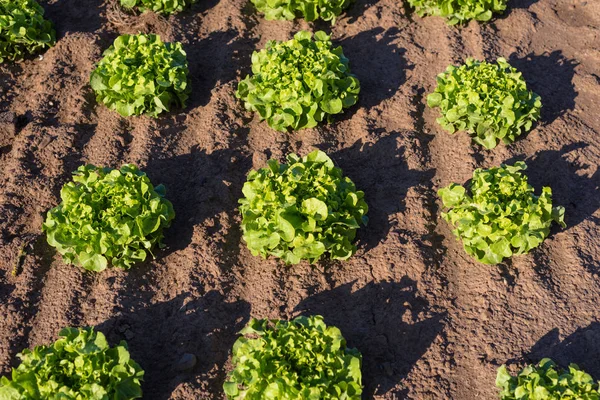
[1,0,599,398]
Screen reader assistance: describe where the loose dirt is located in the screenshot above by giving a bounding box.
[1,0,599,398]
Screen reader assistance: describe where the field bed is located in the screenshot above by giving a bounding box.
[1,0,599,398]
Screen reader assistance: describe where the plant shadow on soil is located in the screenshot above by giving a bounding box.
[508,0,542,10]
[340,27,411,112]
[295,277,446,397]
[508,51,578,125]
[96,290,251,399]
[318,131,436,252]
[143,145,251,259]
[343,0,381,23]
[508,323,600,379]
[504,142,600,231]
[43,0,106,34]
[178,29,258,109]
[504,142,600,277]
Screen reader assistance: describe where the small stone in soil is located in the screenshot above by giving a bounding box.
[176,353,197,371]
[382,362,394,376]
[124,329,135,340]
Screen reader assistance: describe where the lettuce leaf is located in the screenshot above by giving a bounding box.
[250,0,351,23]
[0,0,55,62]
[119,0,197,14]
[407,0,508,25]
[427,58,541,149]
[497,359,600,399]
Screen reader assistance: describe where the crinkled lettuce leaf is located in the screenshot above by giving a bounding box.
[0,0,55,62]
[251,0,351,23]
[119,0,197,15]
[407,0,508,25]
[497,358,600,399]
[90,34,190,117]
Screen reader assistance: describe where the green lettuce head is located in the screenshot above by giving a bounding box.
[119,0,197,14]
[0,327,144,399]
[497,359,600,399]
[239,150,368,264]
[43,164,175,271]
[427,57,541,149]
[407,0,508,25]
[237,31,360,132]
[224,316,363,399]
[90,34,191,117]
[438,161,565,264]
[0,0,56,62]
[250,0,351,23]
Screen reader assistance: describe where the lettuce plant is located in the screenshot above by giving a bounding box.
[438,162,565,264]
[407,0,508,24]
[0,327,144,399]
[90,34,190,117]
[0,0,56,62]
[224,316,362,399]
[250,0,351,23]
[43,164,175,271]
[239,150,368,264]
[119,0,197,14]
[236,31,360,132]
[427,58,541,149]
[497,359,600,399]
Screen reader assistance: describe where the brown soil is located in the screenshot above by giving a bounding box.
[1,0,600,398]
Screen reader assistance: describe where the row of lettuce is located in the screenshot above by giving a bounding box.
[41,148,563,271]
[3,17,544,151]
[1,321,597,399]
